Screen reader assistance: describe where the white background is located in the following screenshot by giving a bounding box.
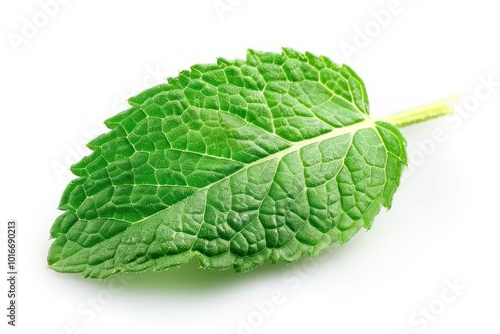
[1,0,499,333]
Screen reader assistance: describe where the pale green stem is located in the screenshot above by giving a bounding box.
[381,95,460,128]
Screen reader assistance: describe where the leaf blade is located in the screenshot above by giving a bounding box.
[48,49,407,278]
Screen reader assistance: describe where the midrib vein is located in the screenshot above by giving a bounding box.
[129,118,377,225]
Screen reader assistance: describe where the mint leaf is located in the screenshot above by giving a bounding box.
[48,48,409,279]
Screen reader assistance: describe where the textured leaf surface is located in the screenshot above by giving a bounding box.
[48,49,407,278]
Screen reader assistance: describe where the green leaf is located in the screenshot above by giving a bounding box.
[48,48,407,279]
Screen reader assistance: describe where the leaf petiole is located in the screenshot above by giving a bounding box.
[381,95,459,128]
